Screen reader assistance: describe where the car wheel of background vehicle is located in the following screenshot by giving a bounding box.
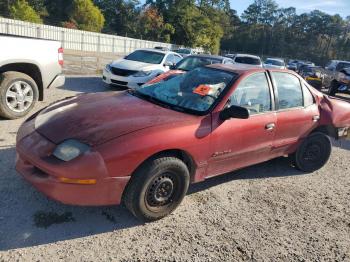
[328,81,338,96]
[123,156,190,222]
[292,132,331,172]
[0,71,38,119]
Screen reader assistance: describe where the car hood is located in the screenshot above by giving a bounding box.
[111,59,161,71]
[35,92,195,145]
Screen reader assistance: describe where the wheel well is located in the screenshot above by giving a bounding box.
[311,125,338,139]
[138,149,196,182]
[0,63,43,101]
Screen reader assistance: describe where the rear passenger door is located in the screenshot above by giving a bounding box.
[270,72,319,156]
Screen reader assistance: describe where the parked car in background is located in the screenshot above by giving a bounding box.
[103,48,182,89]
[225,54,263,68]
[324,60,350,96]
[174,48,196,57]
[0,34,65,119]
[17,65,350,221]
[287,60,299,71]
[300,66,325,90]
[263,58,286,69]
[147,54,234,84]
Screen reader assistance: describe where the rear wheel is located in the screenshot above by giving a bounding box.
[0,71,38,119]
[293,132,332,172]
[123,156,190,221]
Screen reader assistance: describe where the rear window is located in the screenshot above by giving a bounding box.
[235,56,261,65]
[265,59,284,66]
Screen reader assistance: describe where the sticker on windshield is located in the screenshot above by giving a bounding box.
[193,85,212,96]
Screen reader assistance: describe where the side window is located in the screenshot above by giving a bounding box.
[272,72,303,110]
[230,73,271,115]
[224,59,234,64]
[303,84,315,107]
[165,54,175,64]
[174,55,182,64]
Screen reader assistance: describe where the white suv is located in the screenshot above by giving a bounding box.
[103,49,182,89]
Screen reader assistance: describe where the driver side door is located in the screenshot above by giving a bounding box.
[207,72,277,177]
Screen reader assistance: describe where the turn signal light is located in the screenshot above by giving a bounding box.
[58,177,96,185]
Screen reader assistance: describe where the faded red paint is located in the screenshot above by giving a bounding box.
[16,65,350,206]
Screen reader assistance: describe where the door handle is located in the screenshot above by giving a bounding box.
[265,123,275,130]
[312,115,320,122]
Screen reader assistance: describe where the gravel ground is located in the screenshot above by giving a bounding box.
[0,76,350,261]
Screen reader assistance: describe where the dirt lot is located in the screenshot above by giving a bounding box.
[0,76,350,261]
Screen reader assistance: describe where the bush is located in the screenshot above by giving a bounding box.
[10,0,43,24]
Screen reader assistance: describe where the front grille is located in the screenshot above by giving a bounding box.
[110,67,138,76]
[111,79,128,86]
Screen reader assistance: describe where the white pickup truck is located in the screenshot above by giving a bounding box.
[0,34,65,119]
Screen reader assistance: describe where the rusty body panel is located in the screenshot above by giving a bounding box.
[15,65,350,206]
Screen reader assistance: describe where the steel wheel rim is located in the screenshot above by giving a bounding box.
[145,172,178,211]
[5,81,34,113]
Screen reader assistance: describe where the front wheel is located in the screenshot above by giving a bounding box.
[292,132,332,172]
[123,156,190,221]
[328,81,338,96]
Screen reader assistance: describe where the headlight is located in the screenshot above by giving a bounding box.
[105,64,112,72]
[53,139,90,162]
[133,71,153,77]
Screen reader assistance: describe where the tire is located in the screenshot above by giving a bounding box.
[123,156,190,222]
[293,132,332,172]
[328,81,338,96]
[0,71,39,119]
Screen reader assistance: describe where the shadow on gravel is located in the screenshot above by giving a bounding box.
[60,76,127,93]
[0,145,308,251]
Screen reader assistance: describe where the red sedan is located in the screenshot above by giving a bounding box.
[16,65,350,221]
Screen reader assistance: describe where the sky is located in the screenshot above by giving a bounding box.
[232,0,350,17]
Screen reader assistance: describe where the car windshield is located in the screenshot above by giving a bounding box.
[235,56,261,65]
[175,57,222,71]
[177,49,191,54]
[134,67,236,114]
[125,50,165,64]
[265,59,284,66]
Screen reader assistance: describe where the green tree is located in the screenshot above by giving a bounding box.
[137,6,174,42]
[94,0,140,36]
[9,0,43,23]
[70,0,105,32]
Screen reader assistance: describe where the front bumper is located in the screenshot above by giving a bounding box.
[48,74,65,89]
[16,126,130,206]
[102,69,155,89]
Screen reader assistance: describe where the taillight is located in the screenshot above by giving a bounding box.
[58,47,64,66]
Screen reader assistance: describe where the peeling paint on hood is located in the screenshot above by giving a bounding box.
[35,91,195,146]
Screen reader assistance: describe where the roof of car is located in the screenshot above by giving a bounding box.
[333,60,350,64]
[137,48,178,55]
[233,53,261,59]
[186,54,228,60]
[207,63,297,75]
[207,63,264,74]
[266,58,284,62]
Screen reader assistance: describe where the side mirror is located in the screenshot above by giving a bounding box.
[169,64,176,70]
[164,61,173,67]
[220,106,250,121]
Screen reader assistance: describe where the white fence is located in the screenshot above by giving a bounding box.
[0,17,180,54]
